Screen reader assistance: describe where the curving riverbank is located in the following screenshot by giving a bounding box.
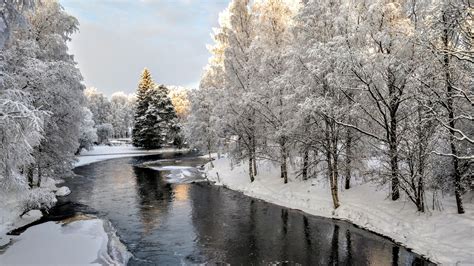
[205,156,474,265]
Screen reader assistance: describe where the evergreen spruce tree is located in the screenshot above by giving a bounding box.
[132,68,180,149]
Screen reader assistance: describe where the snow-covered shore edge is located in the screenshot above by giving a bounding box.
[205,156,474,265]
[75,144,188,167]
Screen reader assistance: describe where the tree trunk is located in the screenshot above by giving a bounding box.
[36,163,42,188]
[27,167,34,188]
[253,157,257,177]
[302,149,309,180]
[208,140,214,168]
[442,16,464,214]
[252,136,257,176]
[249,157,254,183]
[282,156,288,184]
[326,120,339,209]
[389,113,400,201]
[281,138,288,184]
[345,127,352,189]
[331,128,340,209]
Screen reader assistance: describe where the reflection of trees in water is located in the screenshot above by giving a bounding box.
[187,184,429,265]
[133,166,173,235]
[187,185,343,265]
[71,158,136,209]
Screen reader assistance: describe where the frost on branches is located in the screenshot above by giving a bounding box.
[185,0,472,214]
[132,68,181,149]
[83,87,136,141]
[1,0,85,214]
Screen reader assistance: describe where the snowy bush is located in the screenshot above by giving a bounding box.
[21,188,57,215]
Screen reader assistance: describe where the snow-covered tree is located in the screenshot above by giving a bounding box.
[187,0,472,214]
[110,91,135,138]
[96,123,114,144]
[1,0,84,188]
[414,0,473,214]
[133,69,180,149]
[219,0,259,181]
[77,107,97,153]
[25,0,84,184]
[84,87,112,126]
[168,86,190,120]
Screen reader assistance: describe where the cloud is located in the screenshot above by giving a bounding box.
[60,0,230,95]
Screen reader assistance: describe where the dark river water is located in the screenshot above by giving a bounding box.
[55,152,432,265]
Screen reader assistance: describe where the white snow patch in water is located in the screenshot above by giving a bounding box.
[0,218,131,265]
[148,166,206,184]
[55,186,71,197]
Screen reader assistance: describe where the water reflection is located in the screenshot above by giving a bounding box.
[133,166,173,234]
[64,154,434,265]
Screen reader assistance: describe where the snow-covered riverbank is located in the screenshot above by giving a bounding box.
[205,156,474,265]
[0,216,131,265]
[1,144,182,264]
[75,144,187,167]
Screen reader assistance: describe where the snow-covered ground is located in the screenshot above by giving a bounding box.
[0,177,61,247]
[206,156,474,265]
[0,217,130,265]
[75,144,187,167]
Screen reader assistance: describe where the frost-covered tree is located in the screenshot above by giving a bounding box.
[96,123,114,144]
[286,0,349,208]
[110,91,135,138]
[25,0,84,184]
[1,0,84,188]
[185,87,219,163]
[77,107,97,153]
[1,1,43,190]
[187,0,472,214]
[184,8,230,165]
[84,87,112,126]
[168,86,191,120]
[219,0,260,181]
[415,0,473,214]
[249,0,301,184]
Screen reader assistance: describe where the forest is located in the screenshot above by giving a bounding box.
[185,0,472,214]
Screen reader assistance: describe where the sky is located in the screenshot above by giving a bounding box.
[60,0,230,96]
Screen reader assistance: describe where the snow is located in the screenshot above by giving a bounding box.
[0,217,131,265]
[147,165,206,183]
[206,156,474,265]
[75,144,187,167]
[0,188,48,247]
[55,186,71,197]
[0,209,43,246]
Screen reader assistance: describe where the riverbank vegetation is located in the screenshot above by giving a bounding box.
[1,0,84,208]
[185,0,472,215]
[0,0,186,233]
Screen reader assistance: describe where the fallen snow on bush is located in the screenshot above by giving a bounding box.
[206,156,474,265]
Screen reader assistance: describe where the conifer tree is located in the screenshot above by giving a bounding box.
[132,69,180,149]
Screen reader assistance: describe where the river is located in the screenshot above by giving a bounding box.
[41,152,433,265]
